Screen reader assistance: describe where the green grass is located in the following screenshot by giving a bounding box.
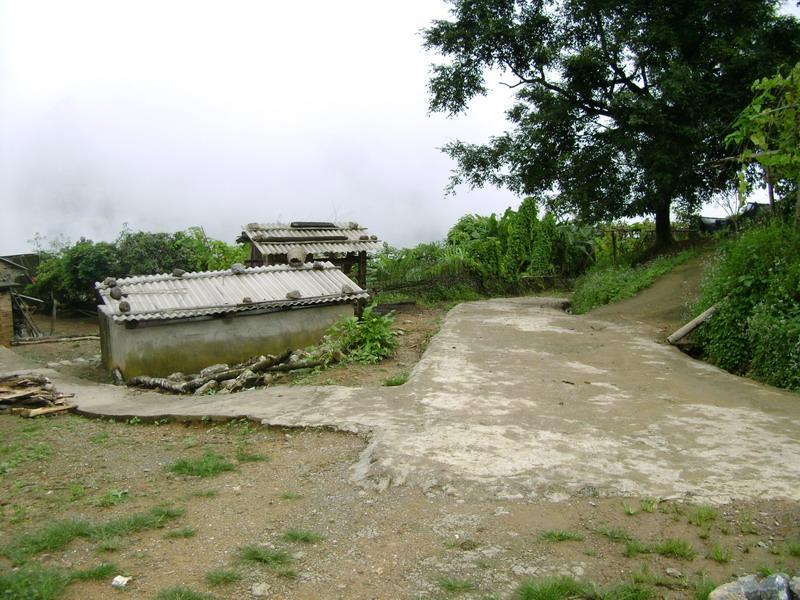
[692,576,717,600]
[738,513,759,535]
[93,489,130,507]
[240,545,292,566]
[154,586,217,600]
[1,505,184,564]
[639,498,657,513]
[596,527,633,542]
[205,568,241,585]
[191,489,218,498]
[540,530,585,542]
[283,529,324,544]
[164,527,197,539]
[653,539,696,560]
[786,540,800,557]
[755,564,779,577]
[438,577,477,593]
[571,249,698,314]
[514,576,591,600]
[687,506,718,527]
[622,502,639,516]
[384,372,409,386]
[0,562,117,600]
[235,445,268,462]
[168,451,235,477]
[280,492,303,500]
[624,540,649,557]
[707,543,731,563]
[603,583,653,600]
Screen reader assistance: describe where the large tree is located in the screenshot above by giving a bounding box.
[424,0,800,246]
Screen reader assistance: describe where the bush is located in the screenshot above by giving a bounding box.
[318,307,397,364]
[694,221,800,389]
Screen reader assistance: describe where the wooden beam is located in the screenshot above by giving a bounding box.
[667,304,718,345]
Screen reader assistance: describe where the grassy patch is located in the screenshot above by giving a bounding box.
[653,539,696,560]
[624,540,649,557]
[438,577,476,593]
[93,489,130,507]
[1,505,184,564]
[639,498,657,513]
[165,527,197,539]
[596,527,633,543]
[168,451,235,477]
[693,576,717,600]
[707,543,731,563]
[514,576,591,600]
[384,372,409,386]
[240,545,292,566]
[0,562,117,600]
[280,492,303,500]
[283,529,324,544]
[622,502,639,516]
[603,583,653,600]
[540,530,585,542]
[738,514,759,535]
[154,586,217,600]
[191,489,218,498]
[688,506,718,527]
[205,568,241,586]
[235,446,268,462]
[571,249,698,314]
[786,540,800,557]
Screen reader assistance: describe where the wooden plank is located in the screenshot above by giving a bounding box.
[12,404,74,418]
[11,335,99,346]
[667,304,719,345]
[0,390,36,402]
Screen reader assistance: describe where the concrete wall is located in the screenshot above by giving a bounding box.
[100,303,354,378]
[0,292,13,346]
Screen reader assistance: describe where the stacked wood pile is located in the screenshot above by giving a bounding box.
[127,348,343,395]
[0,374,75,417]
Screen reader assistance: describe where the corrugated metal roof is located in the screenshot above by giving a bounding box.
[240,222,383,256]
[96,262,369,323]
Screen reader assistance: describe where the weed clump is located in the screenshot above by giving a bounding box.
[168,451,235,477]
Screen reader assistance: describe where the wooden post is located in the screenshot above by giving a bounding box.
[50,294,56,336]
[667,304,718,345]
[357,251,367,289]
[611,229,617,265]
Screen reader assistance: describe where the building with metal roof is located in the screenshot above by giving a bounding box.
[96,261,368,378]
[237,221,382,288]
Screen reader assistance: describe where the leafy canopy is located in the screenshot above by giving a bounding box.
[424,0,800,245]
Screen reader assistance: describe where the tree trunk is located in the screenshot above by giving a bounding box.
[654,202,673,248]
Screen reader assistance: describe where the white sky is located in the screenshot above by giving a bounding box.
[0,1,797,254]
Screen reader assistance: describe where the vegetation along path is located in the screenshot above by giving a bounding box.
[2,267,798,504]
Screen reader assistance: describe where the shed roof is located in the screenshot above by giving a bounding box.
[238,222,383,256]
[96,262,368,323]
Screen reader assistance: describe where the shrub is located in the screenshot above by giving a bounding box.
[694,221,800,389]
[318,307,397,364]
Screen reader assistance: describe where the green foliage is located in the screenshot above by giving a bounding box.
[282,529,324,544]
[1,505,183,564]
[708,542,732,563]
[0,562,117,600]
[694,221,800,389]
[688,506,718,527]
[168,451,236,477]
[205,568,241,585]
[424,0,800,246]
[240,545,292,565]
[514,576,592,600]
[371,204,596,303]
[384,372,409,386]
[652,539,696,560]
[438,577,477,593]
[572,250,698,314]
[154,587,218,600]
[539,530,585,542]
[727,62,800,219]
[27,226,247,307]
[317,306,397,364]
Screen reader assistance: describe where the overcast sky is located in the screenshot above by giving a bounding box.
[0,1,797,255]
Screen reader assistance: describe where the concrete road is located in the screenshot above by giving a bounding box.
[2,297,799,501]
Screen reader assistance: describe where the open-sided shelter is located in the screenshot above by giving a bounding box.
[96,261,368,378]
[237,221,382,288]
